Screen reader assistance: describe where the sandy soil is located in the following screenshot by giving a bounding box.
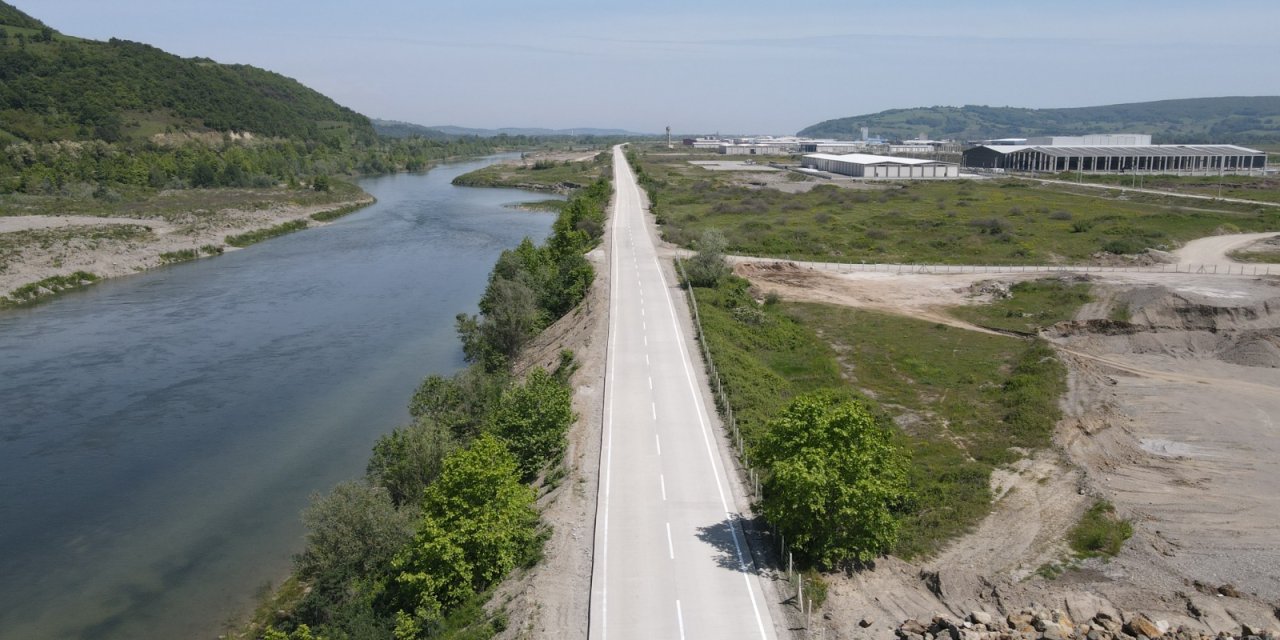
[0,197,372,299]
[727,238,1280,638]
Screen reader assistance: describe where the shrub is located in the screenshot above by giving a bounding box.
[391,435,539,628]
[684,229,732,288]
[487,368,575,481]
[1068,500,1133,558]
[1049,210,1073,220]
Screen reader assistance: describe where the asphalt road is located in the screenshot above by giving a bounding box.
[589,146,777,640]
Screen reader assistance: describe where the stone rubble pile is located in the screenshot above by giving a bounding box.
[894,609,1277,640]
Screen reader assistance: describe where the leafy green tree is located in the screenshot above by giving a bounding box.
[312,174,331,191]
[407,365,507,441]
[293,481,415,631]
[456,277,544,371]
[367,419,458,506]
[488,368,575,481]
[684,229,732,288]
[391,435,539,631]
[756,393,910,567]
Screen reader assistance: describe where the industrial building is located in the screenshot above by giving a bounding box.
[802,153,960,178]
[962,144,1267,174]
[800,141,869,154]
[1026,133,1152,146]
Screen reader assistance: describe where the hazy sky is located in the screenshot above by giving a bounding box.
[16,1,1280,134]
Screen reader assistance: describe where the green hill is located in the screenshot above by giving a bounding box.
[0,1,375,144]
[798,97,1280,144]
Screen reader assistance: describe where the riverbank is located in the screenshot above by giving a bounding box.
[0,184,374,306]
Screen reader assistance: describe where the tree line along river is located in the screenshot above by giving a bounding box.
[0,156,560,639]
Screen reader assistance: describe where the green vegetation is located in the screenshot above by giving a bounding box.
[1067,500,1134,558]
[452,152,610,192]
[0,1,372,143]
[630,148,1280,264]
[488,368,575,481]
[684,273,1075,561]
[951,278,1093,333]
[683,229,733,287]
[226,220,309,248]
[311,200,375,222]
[457,178,610,370]
[255,163,611,639]
[757,393,911,567]
[159,248,199,264]
[3,270,98,305]
[390,434,540,634]
[798,96,1280,144]
[1228,248,1280,263]
[1047,172,1280,205]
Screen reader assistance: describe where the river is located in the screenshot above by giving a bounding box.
[0,157,559,639]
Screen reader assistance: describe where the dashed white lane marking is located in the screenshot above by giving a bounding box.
[676,600,686,640]
[648,376,653,390]
[651,401,657,421]
[666,522,675,559]
[644,335,648,347]
[655,433,662,455]
[660,474,667,501]
[645,353,649,366]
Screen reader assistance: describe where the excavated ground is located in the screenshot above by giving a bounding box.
[734,259,1280,639]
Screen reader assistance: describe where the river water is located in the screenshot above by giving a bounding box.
[0,157,558,639]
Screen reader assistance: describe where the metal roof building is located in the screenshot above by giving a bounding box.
[802,153,960,178]
[962,144,1266,174]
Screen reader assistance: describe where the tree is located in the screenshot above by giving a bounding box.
[407,365,507,441]
[312,174,331,191]
[367,419,458,506]
[756,393,910,568]
[488,368,575,481]
[684,229,732,287]
[294,481,416,628]
[391,435,539,630]
[456,277,544,371]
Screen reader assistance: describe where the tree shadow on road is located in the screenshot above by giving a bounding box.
[696,515,765,574]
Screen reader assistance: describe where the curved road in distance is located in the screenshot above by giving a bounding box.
[589,146,778,640]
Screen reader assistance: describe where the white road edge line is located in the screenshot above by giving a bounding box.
[676,600,686,640]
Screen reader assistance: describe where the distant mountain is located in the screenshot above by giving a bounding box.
[422,125,646,138]
[0,0,375,144]
[371,119,456,140]
[798,97,1280,144]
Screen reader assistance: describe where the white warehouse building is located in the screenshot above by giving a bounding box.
[802,153,960,178]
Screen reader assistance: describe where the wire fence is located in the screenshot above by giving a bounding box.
[731,255,1276,277]
[674,258,822,634]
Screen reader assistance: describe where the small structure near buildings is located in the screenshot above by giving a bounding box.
[802,153,960,178]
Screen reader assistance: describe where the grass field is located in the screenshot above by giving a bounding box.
[1044,172,1280,205]
[692,277,1071,558]
[950,278,1093,333]
[632,148,1280,264]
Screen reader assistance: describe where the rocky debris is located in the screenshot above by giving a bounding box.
[970,280,1012,300]
[893,609,1278,640]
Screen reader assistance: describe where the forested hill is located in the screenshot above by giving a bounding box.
[798,97,1280,144]
[0,1,375,144]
